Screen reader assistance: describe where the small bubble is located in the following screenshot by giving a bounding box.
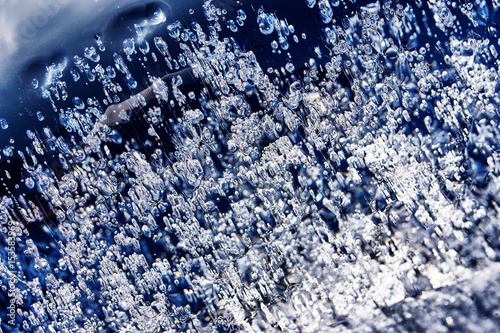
[305,0,316,8]
[2,146,13,157]
[26,130,35,139]
[24,177,35,189]
[279,36,289,50]
[70,68,80,82]
[227,19,238,32]
[106,66,116,78]
[257,9,274,35]
[36,111,45,121]
[0,118,8,130]
[237,9,247,20]
[31,78,38,89]
[167,21,182,39]
[123,38,135,56]
[138,39,150,55]
[73,97,85,110]
[84,46,100,62]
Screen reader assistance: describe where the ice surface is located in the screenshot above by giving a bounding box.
[0,0,500,332]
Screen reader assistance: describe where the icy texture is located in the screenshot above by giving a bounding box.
[0,0,500,332]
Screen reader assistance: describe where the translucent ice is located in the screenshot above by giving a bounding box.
[0,1,499,332]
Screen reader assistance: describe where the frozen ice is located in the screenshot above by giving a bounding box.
[0,1,500,332]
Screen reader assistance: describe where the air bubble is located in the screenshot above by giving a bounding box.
[84,46,100,62]
[237,9,247,21]
[305,0,316,8]
[167,21,182,39]
[123,38,135,56]
[0,118,8,130]
[2,146,13,156]
[257,8,274,35]
[227,20,238,32]
[138,40,150,55]
[73,97,85,110]
[318,0,333,24]
[70,68,80,82]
